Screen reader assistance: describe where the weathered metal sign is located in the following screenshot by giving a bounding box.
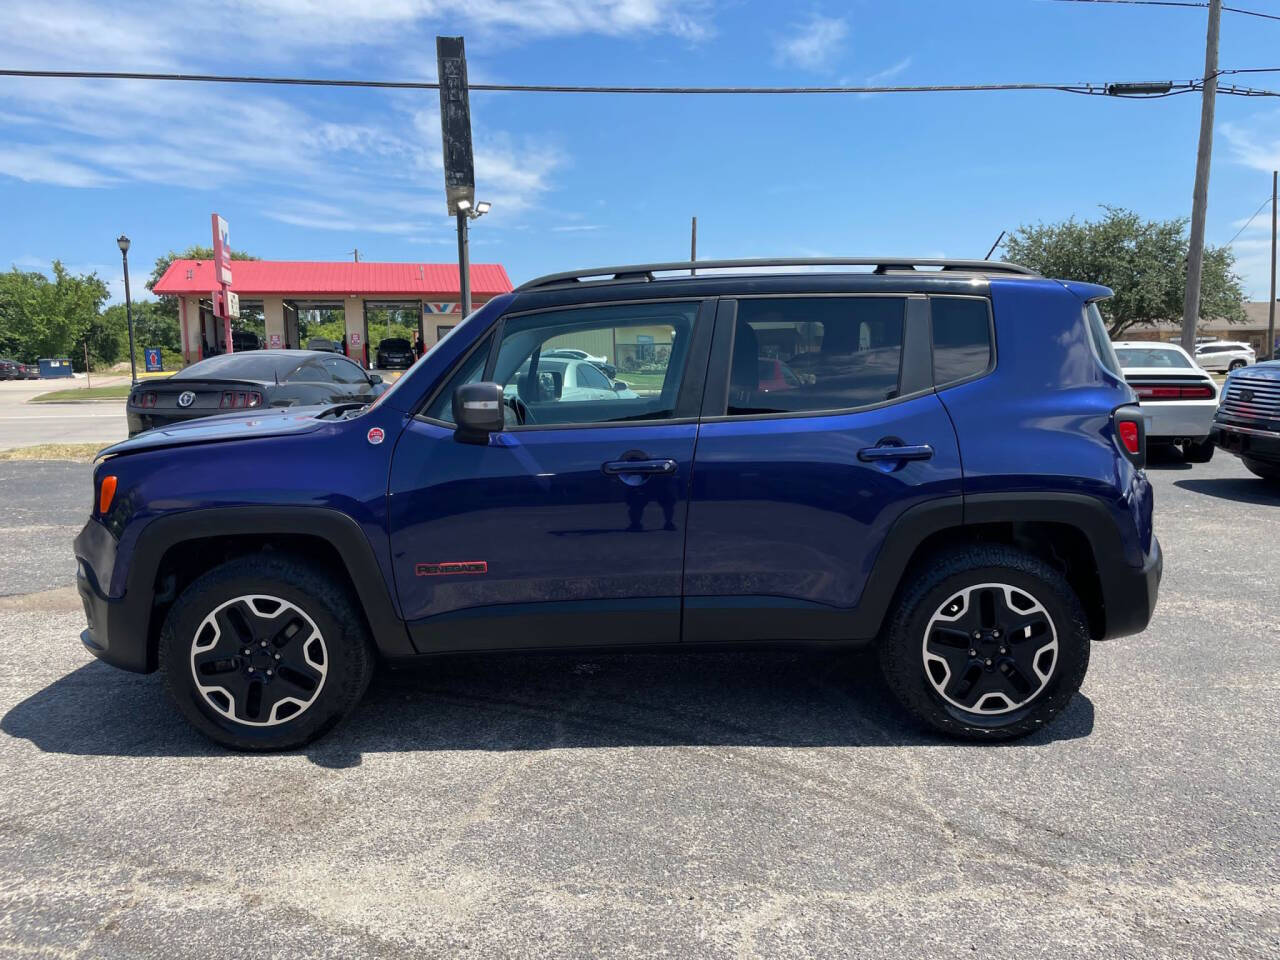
[436,36,475,217]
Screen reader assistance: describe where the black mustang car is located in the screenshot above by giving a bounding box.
[126,350,387,436]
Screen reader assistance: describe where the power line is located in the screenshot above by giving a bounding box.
[1046,0,1280,22]
[1,66,1278,98]
[1224,194,1273,246]
[0,67,1187,96]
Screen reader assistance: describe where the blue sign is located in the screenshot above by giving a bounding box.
[144,347,163,372]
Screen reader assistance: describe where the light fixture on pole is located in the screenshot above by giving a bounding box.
[117,234,137,384]
[453,199,491,316]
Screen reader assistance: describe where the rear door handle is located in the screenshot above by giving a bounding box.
[857,443,934,463]
[602,458,678,476]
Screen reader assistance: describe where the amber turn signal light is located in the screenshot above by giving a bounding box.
[98,475,118,515]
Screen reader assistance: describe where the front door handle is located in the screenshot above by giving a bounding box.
[857,443,934,463]
[602,458,678,476]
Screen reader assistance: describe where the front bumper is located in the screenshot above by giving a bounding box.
[1211,421,1280,463]
[74,518,153,673]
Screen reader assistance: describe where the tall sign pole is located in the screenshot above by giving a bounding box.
[1180,0,1222,353]
[211,213,234,353]
[1270,170,1278,361]
[437,36,476,316]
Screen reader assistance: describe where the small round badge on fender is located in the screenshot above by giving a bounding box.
[367,427,385,445]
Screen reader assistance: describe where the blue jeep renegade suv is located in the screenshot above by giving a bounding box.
[74,258,1161,750]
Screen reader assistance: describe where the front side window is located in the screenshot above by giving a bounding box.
[323,357,368,384]
[492,301,698,426]
[423,334,492,423]
[931,297,993,385]
[726,297,905,416]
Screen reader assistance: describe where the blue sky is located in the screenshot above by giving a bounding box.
[5,0,1280,302]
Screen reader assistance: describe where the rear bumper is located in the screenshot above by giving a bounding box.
[1211,421,1280,463]
[74,518,153,673]
[1101,534,1162,640]
[1141,399,1217,442]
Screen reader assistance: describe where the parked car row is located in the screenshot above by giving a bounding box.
[1114,338,1280,481]
[0,358,41,380]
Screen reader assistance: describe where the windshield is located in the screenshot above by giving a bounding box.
[1115,347,1192,369]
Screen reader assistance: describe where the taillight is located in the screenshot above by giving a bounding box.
[130,391,157,407]
[1132,384,1214,400]
[220,391,263,409]
[98,475,117,515]
[1117,421,1140,453]
[1112,405,1146,468]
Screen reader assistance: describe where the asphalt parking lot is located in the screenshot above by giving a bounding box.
[1,450,1277,959]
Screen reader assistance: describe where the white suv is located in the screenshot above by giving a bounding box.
[1193,341,1255,372]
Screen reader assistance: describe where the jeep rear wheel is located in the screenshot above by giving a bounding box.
[159,556,374,750]
[880,545,1090,740]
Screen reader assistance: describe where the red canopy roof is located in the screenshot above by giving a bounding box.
[152,260,513,298]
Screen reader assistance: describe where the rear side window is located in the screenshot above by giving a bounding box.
[931,297,993,385]
[726,297,905,416]
[1085,302,1123,378]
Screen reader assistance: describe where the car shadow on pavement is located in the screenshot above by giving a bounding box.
[1173,476,1280,505]
[1144,446,1192,471]
[2,650,1094,763]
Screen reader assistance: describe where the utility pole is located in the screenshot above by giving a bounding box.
[456,211,472,316]
[351,248,360,262]
[1180,0,1222,353]
[691,216,697,275]
[1271,170,1278,361]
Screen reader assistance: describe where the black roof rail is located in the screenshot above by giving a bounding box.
[514,257,1039,291]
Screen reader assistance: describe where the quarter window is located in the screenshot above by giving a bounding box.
[931,297,993,385]
[726,297,905,416]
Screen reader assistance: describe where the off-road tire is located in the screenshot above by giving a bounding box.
[1181,437,1215,464]
[159,555,374,751]
[879,545,1090,741]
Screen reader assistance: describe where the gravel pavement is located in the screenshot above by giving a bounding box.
[0,451,1276,958]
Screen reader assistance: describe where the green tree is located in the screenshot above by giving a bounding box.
[0,263,109,366]
[1003,206,1247,338]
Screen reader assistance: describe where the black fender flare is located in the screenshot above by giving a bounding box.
[126,506,412,668]
[859,491,1153,641]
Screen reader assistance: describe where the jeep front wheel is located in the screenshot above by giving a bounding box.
[159,555,374,750]
[880,545,1090,740]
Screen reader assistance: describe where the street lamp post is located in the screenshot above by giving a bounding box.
[454,199,491,316]
[117,234,137,384]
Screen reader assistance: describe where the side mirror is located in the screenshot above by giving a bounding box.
[613,380,629,392]
[453,381,505,444]
[368,373,383,385]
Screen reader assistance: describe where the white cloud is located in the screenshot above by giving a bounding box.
[774,14,849,72]
[865,56,913,86]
